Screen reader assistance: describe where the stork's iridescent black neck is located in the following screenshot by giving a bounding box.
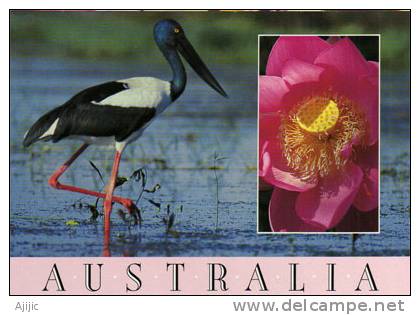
[154,19,227,102]
[160,45,186,101]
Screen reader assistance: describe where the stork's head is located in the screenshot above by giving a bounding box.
[154,19,227,98]
[154,19,184,48]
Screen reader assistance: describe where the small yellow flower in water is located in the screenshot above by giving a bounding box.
[297,99,339,133]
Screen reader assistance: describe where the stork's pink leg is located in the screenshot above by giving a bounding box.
[103,150,122,250]
[48,144,139,216]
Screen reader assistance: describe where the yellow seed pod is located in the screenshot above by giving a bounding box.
[297,99,339,133]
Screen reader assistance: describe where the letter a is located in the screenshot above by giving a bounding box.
[355,263,378,291]
[42,264,65,291]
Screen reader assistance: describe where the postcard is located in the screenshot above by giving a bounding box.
[9,9,410,302]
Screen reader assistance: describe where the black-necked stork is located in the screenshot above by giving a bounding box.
[22,19,227,251]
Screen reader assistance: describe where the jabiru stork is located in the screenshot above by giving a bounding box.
[22,19,227,251]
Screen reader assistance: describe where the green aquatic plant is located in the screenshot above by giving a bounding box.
[212,152,227,231]
[162,205,182,238]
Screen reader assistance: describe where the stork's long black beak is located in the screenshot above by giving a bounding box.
[177,35,228,98]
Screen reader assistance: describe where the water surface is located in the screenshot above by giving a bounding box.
[10,58,410,256]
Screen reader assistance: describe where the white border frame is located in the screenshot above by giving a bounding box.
[257,34,381,235]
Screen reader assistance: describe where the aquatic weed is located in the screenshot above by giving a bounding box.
[212,152,227,232]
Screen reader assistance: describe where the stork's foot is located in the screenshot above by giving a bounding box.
[119,199,141,225]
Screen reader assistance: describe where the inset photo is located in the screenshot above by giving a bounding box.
[258,35,379,233]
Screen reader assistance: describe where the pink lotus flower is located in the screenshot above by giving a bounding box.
[259,36,378,232]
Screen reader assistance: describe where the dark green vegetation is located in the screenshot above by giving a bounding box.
[11,10,409,69]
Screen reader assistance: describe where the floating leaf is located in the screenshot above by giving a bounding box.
[65,220,80,226]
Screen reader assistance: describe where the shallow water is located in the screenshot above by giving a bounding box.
[10,58,410,256]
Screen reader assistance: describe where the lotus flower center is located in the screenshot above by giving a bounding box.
[281,94,367,183]
[296,98,339,133]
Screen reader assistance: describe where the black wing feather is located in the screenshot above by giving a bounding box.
[65,81,128,104]
[22,105,65,147]
[53,103,156,142]
[23,81,134,146]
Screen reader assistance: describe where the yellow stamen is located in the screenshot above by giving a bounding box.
[297,99,339,133]
[280,94,367,183]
